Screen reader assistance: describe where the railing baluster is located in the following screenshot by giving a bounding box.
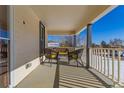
[93,49,94,69]
[95,49,97,69]
[107,49,110,77]
[96,49,98,70]
[94,49,96,69]
[101,49,103,73]
[98,49,100,72]
[112,49,115,81]
[94,49,95,69]
[90,48,93,68]
[92,49,93,68]
[90,48,92,67]
[104,49,106,75]
[118,49,121,83]
[92,49,94,68]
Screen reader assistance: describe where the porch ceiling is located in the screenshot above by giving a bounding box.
[30,5,110,35]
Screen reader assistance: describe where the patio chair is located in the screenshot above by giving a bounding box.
[68,49,84,67]
[57,48,69,63]
[44,48,58,66]
[58,48,69,55]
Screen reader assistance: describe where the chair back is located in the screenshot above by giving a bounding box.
[45,48,58,55]
[54,48,69,53]
[77,49,83,58]
[45,48,51,55]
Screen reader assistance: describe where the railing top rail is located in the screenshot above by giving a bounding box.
[91,47,124,50]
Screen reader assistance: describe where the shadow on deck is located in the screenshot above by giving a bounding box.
[53,60,111,88]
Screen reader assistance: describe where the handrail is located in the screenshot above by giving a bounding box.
[91,47,124,50]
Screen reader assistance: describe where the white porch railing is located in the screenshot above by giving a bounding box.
[90,48,124,86]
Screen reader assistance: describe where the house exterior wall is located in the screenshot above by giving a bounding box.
[10,6,41,87]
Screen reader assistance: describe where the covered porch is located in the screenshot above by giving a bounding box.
[13,5,124,88]
[1,5,124,88]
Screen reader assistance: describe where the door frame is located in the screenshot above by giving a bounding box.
[39,21,45,57]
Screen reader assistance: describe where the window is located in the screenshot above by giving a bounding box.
[0,6,10,87]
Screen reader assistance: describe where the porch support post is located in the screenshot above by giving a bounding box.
[86,24,92,69]
[74,35,76,47]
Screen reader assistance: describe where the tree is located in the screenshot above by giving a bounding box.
[92,43,97,48]
[101,41,108,48]
[64,36,73,47]
[109,38,124,47]
[48,40,56,43]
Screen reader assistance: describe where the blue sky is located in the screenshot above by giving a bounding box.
[48,35,63,42]
[76,29,87,46]
[48,35,73,43]
[92,5,124,44]
[49,5,124,45]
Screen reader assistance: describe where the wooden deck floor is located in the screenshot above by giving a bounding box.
[16,60,109,88]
